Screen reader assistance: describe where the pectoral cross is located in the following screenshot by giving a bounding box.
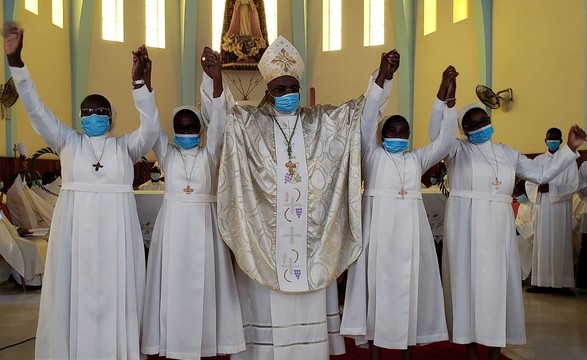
[493,177,501,189]
[183,185,193,194]
[92,162,103,171]
[398,188,407,199]
[285,160,297,175]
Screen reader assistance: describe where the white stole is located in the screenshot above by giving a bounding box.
[274,114,309,292]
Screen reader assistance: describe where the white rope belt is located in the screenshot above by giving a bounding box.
[363,188,422,200]
[61,182,132,193]
[450,189,512,203]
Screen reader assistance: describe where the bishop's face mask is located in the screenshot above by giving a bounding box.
[151,173,161,181]
[174,134,200,149]
[271,93,300,114]
[382,138,409,153]
[546,140,561,152]
[81,114,111,137]
[467,124,494,144]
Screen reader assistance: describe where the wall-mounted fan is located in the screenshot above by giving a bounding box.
[475,85,513,110]
[0,77,19,119]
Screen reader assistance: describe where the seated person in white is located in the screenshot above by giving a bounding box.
[138,165,165,190]
[0,210,47,286]
[514,180,534,280]
[6,173,42,229]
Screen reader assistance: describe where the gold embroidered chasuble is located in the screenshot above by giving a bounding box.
[218,99,365,292]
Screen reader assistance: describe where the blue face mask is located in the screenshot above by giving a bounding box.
[272,93,300,113]
[382,138,409,153]
[174,134,200,149]
[467,124,494,144]
[546,140,561,153]
[430,177,438,185]
[516,194,529,204]
[151,173,161,181]
[81,114,110,137]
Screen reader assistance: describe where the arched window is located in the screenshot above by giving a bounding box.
[52,0,64,28]
[146,0,166,48]
[25,0,38,15]
[453,0,468,23]
[424,0,437,36]
[364,0,385,46]
[323,0,342,51]
[102,0,124,42]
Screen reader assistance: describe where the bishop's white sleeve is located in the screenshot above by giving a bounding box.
[514,144,580,186]
[416,98,457,172]
[10,66,77,154]
[127,86,160,162]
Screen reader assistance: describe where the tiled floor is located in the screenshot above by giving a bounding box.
[501,287,587,360]
[0,281,39,360]
[0,281,585,359]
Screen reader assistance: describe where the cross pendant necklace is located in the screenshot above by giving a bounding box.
[493,178,502,188]
[178,147,198,194]
[273,114,300,161]
[88,136,108,171]
[473,143,500,189]
[386,151,408,199]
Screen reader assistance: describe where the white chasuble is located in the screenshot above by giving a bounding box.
[217,101,365,292]
[274,115,309,292]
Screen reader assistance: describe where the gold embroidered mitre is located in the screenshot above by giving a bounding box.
[257,35,304,82]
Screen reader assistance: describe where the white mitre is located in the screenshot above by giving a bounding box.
[258,35,304,82]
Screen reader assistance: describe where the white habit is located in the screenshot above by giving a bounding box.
[341,97,455,349]
[11,65,159,360]
[141,100,245,358]
[429,115,579,347]
[525,152,578,287]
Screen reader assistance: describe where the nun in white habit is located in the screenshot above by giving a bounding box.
[341,65,457,359]
[429,102,586,359]
[141,49,245,359]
